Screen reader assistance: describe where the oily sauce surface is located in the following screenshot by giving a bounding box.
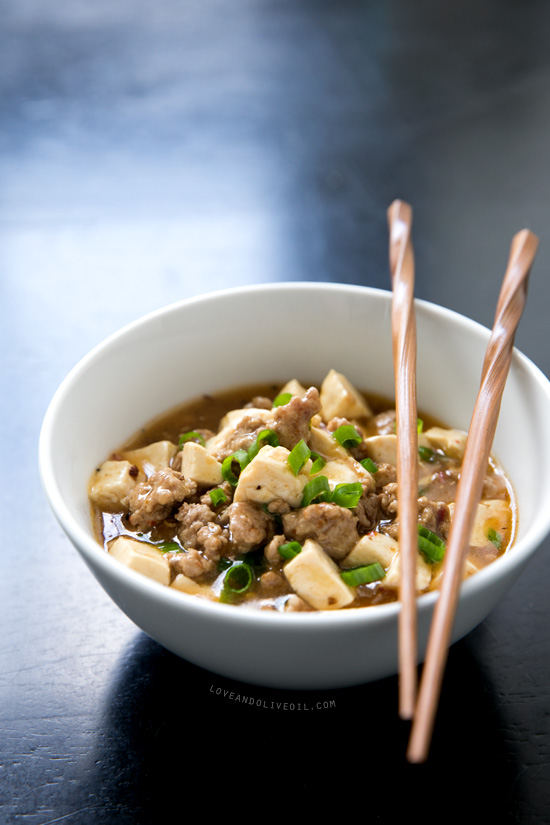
[91,383,516,611]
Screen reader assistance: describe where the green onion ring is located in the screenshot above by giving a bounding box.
[417,524,446,563]
[301,476,332,507]
[287,439,311,475]
[178,431,206,447]
[156,541,181,554]
[418,445,437,463]
[360,457,378,473]
[418,524,445,547]
[340,563,386,586]
[273,393,293,408]
[221,450,250,486]
[487,528,502,549]
[310,452,327,474]
[247,429,279,461]
[330,482,363,509]
[209,488,228,507]
[278,541,302,560]
[332,425,362,449]
[220,562,254,600]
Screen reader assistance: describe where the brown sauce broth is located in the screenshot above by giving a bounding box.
[91,382,516,611]
[121,384,444,449]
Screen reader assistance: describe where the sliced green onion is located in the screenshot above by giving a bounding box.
[209,488,228,507]
[330,482,363,509]
[418,445,437,463]
[418,524,446,563]
[340,563,386,586]
[487,528,502,550]
[156,541,181,554]
[278,541,302,560]
[220,562,254,600]
[332,425,362,449]
[418,524,445,547]
[179,431,205,447]
[310,452,327,474]
[248,429,279,461]
[288,439,311,475]
[217,557,233,572]
[418,536,445,563]
[301,476,332,507]
[273,392,293,408]
[221,450,250,486]
[224,563,253,593]
[360,457,378,473]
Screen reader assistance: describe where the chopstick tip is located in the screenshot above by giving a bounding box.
[406,743,428,764]
[513,227,539,252]
[387,199,413,223]
[406,718,431,763]
[399,689,415,721]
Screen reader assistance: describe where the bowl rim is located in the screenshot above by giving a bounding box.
[39,281,550,630]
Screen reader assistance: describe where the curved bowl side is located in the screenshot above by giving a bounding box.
[39,283,550,688]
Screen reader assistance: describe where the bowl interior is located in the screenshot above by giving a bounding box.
[41,283,550,588]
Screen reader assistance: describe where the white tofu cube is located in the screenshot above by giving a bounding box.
[123,440,178,476]
[181,442,223,487]
[350,458,373,485]
[448,499,512,549]
[364,435,398,466]
[278,379,307,397]
[430,557,478,589]
[383,550,433,592]
[320,369,372,422]
[108,536,170,586]
[424,427,468,460]
[309,425,349,461]
[283,539,355,610]
[341,532,398,569]
[233,445,311,508]
[470,499,512,547]
[89,460,138,511]
[364,433,431,467]
[312,458,370,489]
[171,573,214,598]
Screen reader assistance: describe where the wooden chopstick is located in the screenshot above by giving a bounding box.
[407,228,539,763]
[388,199,419,720]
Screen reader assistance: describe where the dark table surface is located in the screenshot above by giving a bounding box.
[2,1,550,822]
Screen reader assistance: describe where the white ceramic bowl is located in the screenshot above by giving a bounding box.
[39,283,550,689]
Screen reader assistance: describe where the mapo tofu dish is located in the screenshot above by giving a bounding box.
[88,370,515,612]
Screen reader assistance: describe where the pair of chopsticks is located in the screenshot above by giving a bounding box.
[387,199,539,762]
